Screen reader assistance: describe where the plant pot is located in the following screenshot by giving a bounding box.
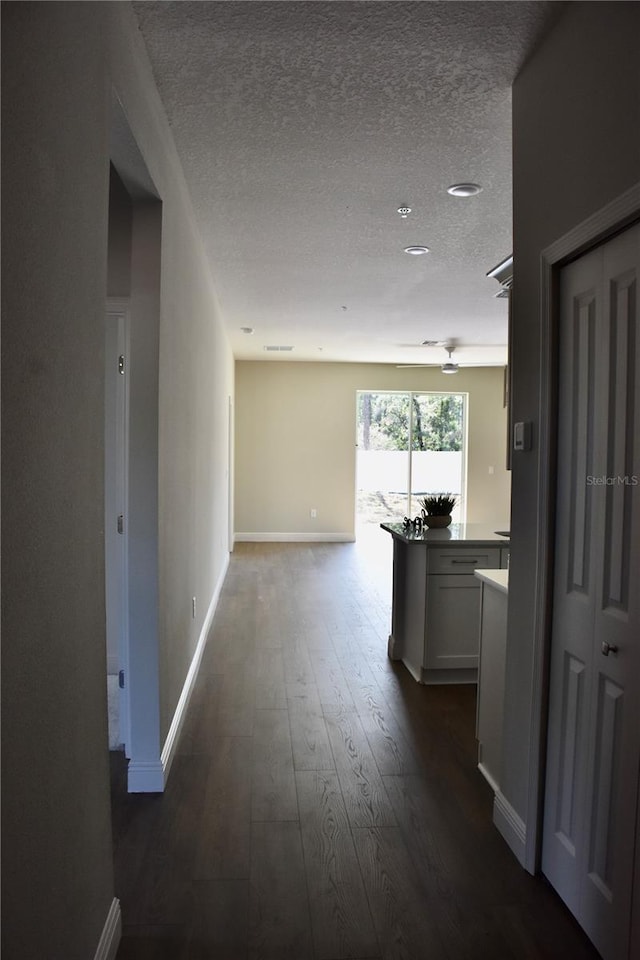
[424,515,452,528]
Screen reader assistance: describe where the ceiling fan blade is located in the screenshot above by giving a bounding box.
[396,360,505,369]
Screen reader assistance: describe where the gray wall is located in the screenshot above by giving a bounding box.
[107,166,133,298]
[1,3,233,957]
[505,1,640,829]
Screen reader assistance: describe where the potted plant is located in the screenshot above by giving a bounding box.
[419,493,457,528]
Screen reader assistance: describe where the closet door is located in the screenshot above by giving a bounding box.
[542,222,640,960]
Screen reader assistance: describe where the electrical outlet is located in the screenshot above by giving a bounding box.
[310,508,317,518]
[192,596,197,619]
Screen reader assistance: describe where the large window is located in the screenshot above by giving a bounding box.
[356,391,467,526]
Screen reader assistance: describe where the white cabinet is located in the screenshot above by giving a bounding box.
[423,546,501,683]
[475,571,509,791]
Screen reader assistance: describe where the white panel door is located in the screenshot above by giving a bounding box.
[542,223,640,960]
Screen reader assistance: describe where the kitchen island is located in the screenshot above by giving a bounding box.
[381,522,510,684]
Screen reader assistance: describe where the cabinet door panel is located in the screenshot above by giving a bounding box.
[425,575,481,669]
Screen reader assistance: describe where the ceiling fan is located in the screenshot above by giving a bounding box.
[396,339,503,374]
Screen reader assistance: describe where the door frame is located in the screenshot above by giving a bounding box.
[526,182,640,875]
[106,298,131,753]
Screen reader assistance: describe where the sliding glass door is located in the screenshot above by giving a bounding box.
[356,391,466,528]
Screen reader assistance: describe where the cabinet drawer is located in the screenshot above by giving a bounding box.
[427,547,501,575]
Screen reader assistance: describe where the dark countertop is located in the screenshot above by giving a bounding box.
[380,522,511,546]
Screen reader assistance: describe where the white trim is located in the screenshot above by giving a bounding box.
[105,299,132,755]
[106,297,131,318]
[540,182,640,265]
[235,532,354,542]
[160,553,230,780]
[527,183,640,874]
[93,898,121,960]
[106,655,119,676]
[478,762,500,795]
[401,658,423,683]
[493,790,527,867]
[127,760,165,793]
[228,396,234,553]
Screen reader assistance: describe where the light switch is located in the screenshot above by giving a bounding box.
[513,421,532,451]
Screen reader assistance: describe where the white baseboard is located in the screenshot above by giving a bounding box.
[477,761,500,795]
[493,789,527,867]
[234,532,354,542]
[94,898,121,960]
[387,633,401,660]
[127,759,165,793]
[400,657,423,683]
[160,553,230,782]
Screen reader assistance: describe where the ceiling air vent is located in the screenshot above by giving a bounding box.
[263,345,294,352]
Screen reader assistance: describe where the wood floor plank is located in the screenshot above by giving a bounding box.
[340,658,419,776]
[251,708,298,821]
[287,685,335,772]
[382,773,517,958]
[249,820,314,960]
[254,646,287,710]
[353,826,449,960]
[132,754,210,926]
[493,896,610,960]
[282,639,316,686]
[200,590,256,675]
[311,649,357,710]
[296,770,380,960]
[112,793,167,927]
[323,705,396,828]
[182,880,249,960]
[177,673,224,755]
[194,736,252,880]
[216,663,256,737]
[299,614,337,652]
[117,925,185,960]
[111,541,601,960]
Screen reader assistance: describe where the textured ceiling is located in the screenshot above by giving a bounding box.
[134,0,561,366]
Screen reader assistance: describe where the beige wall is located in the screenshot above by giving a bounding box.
[506,1,640,834]
[1,4,233,957]
[235,361,510,537]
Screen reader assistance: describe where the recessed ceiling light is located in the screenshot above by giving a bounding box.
[397,205,412,218]
[447,183,483,197]
[404,245,430,255]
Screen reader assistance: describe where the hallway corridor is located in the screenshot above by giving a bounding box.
[112,541,599,960]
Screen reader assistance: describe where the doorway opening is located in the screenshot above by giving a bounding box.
[355,390,467,535]
[105,299,130,754]
[107,92,163,793]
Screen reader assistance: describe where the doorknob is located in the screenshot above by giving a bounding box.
[601,641,619,656]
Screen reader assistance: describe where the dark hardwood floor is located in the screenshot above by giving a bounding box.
[112,536,601,960]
